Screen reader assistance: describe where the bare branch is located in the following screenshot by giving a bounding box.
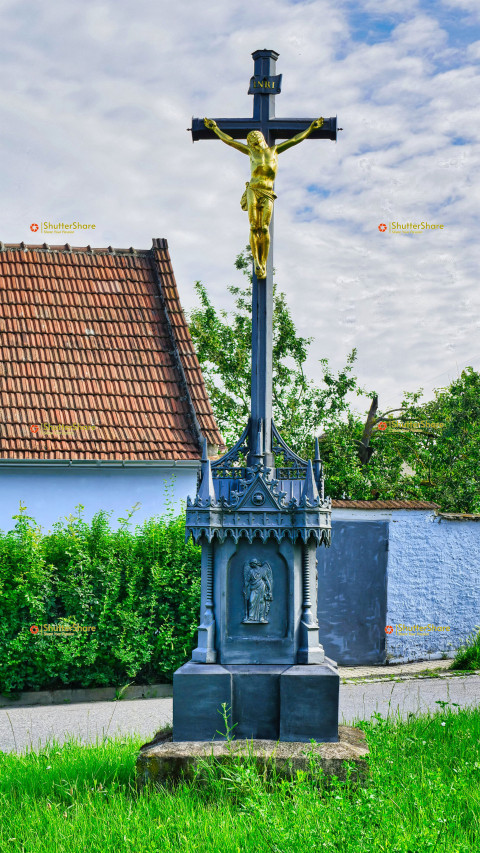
[357,395,379,466]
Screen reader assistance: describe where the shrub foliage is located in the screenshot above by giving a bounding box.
[0,503,201,695]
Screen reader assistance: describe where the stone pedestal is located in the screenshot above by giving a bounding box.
[173,658,339,743]
[174,433,336,745]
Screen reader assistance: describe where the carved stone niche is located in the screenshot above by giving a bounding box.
[187,457,331,667]
[218,536,302,665]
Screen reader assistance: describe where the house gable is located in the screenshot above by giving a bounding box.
[0,238,225,461]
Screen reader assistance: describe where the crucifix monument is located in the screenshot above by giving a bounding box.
[173,49,339,743]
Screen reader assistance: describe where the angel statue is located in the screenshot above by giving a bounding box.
[242,558,273,624]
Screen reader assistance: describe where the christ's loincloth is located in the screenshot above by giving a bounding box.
[240,182,277,211]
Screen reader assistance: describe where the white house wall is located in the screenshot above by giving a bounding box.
[0,463,200,534]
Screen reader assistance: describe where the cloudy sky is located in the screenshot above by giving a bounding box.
[1,0,479,419]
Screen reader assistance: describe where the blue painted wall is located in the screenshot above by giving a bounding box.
[319,508,480,665]
[0,464,199,533]
[317,520,388,665]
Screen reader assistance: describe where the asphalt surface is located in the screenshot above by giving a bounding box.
[1,674,479,754]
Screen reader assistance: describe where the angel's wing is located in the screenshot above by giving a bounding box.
[263,562,273,596]
[243,561,251,593]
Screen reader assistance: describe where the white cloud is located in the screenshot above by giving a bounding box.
[0,0,479,419]
[440,0,480,20]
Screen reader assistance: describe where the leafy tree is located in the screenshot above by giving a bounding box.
[394,369,480,513]
[187,249,480,513]
[341,370,480,511]
[187,247,367,459]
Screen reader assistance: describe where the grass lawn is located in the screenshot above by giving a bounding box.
[0,701,479,852]
[451,627,480,672]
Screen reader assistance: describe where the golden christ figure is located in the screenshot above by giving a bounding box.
[204,117,324,279]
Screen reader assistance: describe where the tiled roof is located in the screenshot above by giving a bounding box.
[331,500,440,509]
[0,238,225,460]
[436,512,480,521]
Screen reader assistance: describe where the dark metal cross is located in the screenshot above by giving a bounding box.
[191,49,337,467]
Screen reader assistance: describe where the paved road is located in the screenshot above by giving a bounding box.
[1,675,479,754]
[339,674,480,724]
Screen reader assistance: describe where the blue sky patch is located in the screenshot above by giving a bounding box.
[347,10,397,45]
[295,205,316,221]
[450,136,471,147]
[307,185,330,198]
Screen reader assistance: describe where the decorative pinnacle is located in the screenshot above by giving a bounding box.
[314,437,325,500]
[301,459,320,505]
[197,438,216,502]
[314,437,322,483]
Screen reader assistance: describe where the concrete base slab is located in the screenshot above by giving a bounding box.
[136,725,369,789]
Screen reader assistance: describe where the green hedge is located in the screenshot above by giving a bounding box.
[0,504,201,696]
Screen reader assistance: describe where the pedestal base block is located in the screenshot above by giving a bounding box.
[226,665,288,739]
[173,662,231,742]
[280,659,339,742]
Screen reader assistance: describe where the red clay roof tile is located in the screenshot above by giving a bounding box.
[0,240,226,460]
[331,500,439,509]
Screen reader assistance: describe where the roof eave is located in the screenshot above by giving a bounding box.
[0,458,201,469]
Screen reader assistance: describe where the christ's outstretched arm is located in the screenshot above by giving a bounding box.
[204,118,249,154]
[276,118,324,154]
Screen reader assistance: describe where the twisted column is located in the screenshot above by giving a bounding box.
[302,541,315,627]
[204,542,214,625]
